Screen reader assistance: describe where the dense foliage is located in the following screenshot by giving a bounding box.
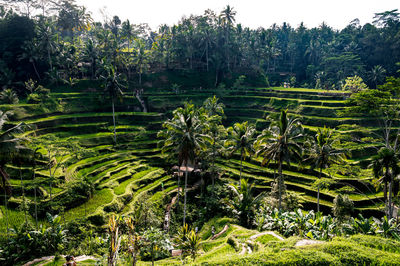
[1,1,400,93]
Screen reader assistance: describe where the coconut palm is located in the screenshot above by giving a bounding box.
[370,147,399,219]
[133,39,149,87]
[158,102,209,225]
[226,121,256,183]
[306,127,346,213]
[369,65,386,89]
[220,5,236,27]
[0,89,19,104]
[100,63,125,144]
[226,178,264,227]
[200,96,226,190]
[255,109,303,210]
[36,18,58,72]
[81,38,98,79]
[0,111,28,234]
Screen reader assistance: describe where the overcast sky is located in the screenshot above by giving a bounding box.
[75,0,399,30]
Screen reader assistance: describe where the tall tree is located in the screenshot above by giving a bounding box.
[255,109,303,210]
[226,121,256,183]
[100,63,125,144]
[0,110,28,234]
[371,147,399,219]
[158,102,209,225]
[306,127,346,212]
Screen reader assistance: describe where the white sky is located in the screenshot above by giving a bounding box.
[76,0,400,30]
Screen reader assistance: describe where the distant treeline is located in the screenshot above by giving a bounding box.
[0,0,399,91]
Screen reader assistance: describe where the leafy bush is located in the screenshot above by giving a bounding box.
[232,75,246,90]
[332,194,354,222]
[342,75,368,93]
[0,214,66,265]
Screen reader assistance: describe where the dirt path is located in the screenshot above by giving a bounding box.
[135,92,147,112]
[163,180,202,231]
[163,187,181,231]
[249,231,284,241]
[211,224,229,240]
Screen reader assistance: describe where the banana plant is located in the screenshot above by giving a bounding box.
[374,216,400,239]
[353,214,375,235]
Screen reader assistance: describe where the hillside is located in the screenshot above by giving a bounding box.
[0,84,385,232]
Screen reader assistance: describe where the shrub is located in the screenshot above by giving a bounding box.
[333,194,354,222]
[0,214,66,265]
[233,75,246,90]
[227,236,240,252]
[342,75,368,93]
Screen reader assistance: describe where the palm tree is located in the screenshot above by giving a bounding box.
[0,111,28,235]
[100,64,125,144]
[121,20,136,80]
[158,102,209,225]
[255,109,303,210]
[370,147,399,219]
[200,96,226,190]
[227,179,264,227]
[36,18,57,72]
[220,5,236,70]
[0,89,19,104]
[226,121,256,183]
[81,38,98,79]
[133,39,149,88]
[19,40,41,81]
[306,127,346,213]
[369,65,386,89]
[220,5,236,28]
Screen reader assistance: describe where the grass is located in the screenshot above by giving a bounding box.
[114,168,157,195]
[64,188,114,221]
[265,87,350,93]
[0,206,32,232]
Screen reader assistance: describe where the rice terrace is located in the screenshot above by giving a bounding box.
[1,0,400,265]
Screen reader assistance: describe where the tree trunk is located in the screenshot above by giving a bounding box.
[48,157,53,214]
[388,174,394,219]
[211,141,216,194]
[34,186,38,228]
[206,43,209,72]
[112,98,117,144]
[3,187,8,236]
[384,167,389,216]
[317,167,322,213]
[176,164,181,206]
[33,158,38,228]
[183,161,188,226]
[215,67,219,87]
[48,46,52,71]
[20,167,27,224]
[278,160,282,211]
[239,151,243,183]
[32,61,41,81]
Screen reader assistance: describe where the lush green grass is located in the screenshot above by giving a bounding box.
[63,189,113,221]
[266,87,350,93]
[0,206,32,232]
[114,168,156,195]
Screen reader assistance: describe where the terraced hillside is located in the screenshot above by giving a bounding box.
[0,85,385,231]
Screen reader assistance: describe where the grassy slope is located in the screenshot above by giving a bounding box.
[0,85,387,230]
[137,218,400,265]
